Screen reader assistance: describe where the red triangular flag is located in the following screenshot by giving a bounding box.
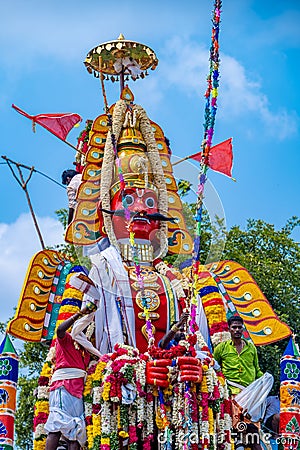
[12,104,82,141]
[190,138,233,178]
[187,149,202,163]
[207,138,233,177]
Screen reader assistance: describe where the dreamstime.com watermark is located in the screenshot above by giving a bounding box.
[235,420,300,446]
[157,421,300,446]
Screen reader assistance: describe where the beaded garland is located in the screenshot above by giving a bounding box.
[191,0,223,344]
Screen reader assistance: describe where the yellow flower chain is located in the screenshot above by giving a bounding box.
[155,409,164,430]
[86,424,94,449]
[201,374,208,393]
[34,400,49,415]
[92,414,101,437]
[94,361,107,382]
[40,361,52,378]
[83,372,94,397]
[102,381,111,401]
[59,304,80,315]
[33,438,46,450]
[208,407,214,434]
[63,287,83,300]
[119,430,129,438]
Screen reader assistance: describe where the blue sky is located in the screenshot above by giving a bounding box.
[0,0,299,324]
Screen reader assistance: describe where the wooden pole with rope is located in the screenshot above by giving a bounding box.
[1,155,46,249]
[98,56,109,113]
[172,155,193,166]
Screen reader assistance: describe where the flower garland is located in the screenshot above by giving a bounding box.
[75,119,93,173]
[198,362,231,450]
[83,334,232,450]
[194,0,222,257]
[85,344,150,450]
[100,97,169,344]
[33,347,55,449]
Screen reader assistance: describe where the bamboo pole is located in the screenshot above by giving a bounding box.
[2,155,45,249]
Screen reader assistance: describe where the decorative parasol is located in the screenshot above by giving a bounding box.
[84,34,158,91]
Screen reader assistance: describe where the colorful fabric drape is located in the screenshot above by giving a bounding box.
[0,335,19,450]
[280,337,300,450]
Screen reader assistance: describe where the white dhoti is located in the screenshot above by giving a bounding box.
[44,386,86,446]
[234,372,274,422]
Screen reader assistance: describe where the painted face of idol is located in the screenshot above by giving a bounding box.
[111,187,160,242]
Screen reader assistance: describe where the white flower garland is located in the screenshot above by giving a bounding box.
[37,386,49,400]
[93,386,102,404]
[46,345,56,363]
[145,386,154,436]
[101,402,111,435]
[34,423,46,439]
[85,401,93,418]
[211,330,231,346]
[100,100,127,248]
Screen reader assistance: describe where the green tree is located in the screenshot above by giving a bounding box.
[222,216,300,391]
[223,217,300,333]
[169,199,300,390]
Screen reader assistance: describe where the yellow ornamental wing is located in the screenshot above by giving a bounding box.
[7,250,65,342]
[206,260,292,345]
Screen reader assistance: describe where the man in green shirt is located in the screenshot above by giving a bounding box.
[214,316,264,450]
[214,316,263,395]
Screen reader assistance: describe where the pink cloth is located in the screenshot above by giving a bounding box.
[50,332,90,398]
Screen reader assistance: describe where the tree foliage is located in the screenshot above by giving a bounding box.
[222,216,300,391]
[15,374,41,448]
[223,217,300,334]
[15,342,49,448]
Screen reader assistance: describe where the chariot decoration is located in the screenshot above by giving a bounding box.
[0,335,18,450]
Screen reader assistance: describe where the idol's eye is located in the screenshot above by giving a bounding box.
[124,194,134,206]
[145,197,155,208]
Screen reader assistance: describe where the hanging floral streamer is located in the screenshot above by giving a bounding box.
[108,113,154,344]
[189,0,222,335]
[195,0,222,259]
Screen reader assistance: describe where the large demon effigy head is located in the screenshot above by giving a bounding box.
[65,86,193,261]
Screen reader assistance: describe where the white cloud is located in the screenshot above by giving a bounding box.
[0,214,64,325]
[0,0,208,69]
[0,3,298,140]
[159,36,208,95]
[159,37,298,140]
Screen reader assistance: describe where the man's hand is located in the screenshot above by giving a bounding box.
[177,311,189,328]
[80,301,98,315]
[77,273,95,286]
